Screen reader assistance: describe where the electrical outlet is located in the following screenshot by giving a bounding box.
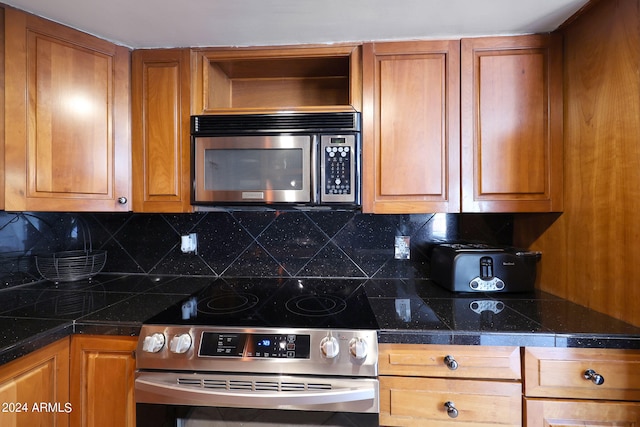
[394,236,410,259]
[180,233,198,254]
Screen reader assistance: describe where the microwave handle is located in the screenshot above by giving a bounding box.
[311,135,320,204]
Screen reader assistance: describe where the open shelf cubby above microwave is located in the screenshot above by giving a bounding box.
[192,44,362,114]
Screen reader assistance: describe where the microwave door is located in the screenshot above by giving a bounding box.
[194,135,312,204]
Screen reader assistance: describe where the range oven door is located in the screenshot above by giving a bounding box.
[135,371,379,427]
[193,134,315,205]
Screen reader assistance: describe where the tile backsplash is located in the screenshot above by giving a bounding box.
[0,210,513,288]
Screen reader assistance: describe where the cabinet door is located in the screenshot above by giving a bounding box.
[362,41,460,214]
[132,48,192,213]
[0,7,5,210]
[5,8,130,212]
[525,398,640,426]
[524,347,640,401]
[379,344,521,380]
[381,376,521,426]
[461,35,563,212]
[70,335,137,427]
[0,338,70,427]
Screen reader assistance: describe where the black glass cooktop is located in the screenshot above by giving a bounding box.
[144,278,379,329]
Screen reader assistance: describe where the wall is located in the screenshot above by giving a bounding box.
[515,0,640,326]
[0,210,513,288]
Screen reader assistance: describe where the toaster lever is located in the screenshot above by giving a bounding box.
[480,256,493,279]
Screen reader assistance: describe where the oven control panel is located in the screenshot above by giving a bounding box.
[136,326,378,378]
[199,332,311,359]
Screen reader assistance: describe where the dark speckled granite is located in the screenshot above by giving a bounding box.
[1,275,639,367]
[0,319,72,363]
[365,279,640,349]
[0,274,212,366]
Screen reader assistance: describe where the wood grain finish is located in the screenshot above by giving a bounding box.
[461,35,563,212]
[379,344,522,426]
[380,376,522,426]
[525,398,640,426]
[379,343,521,380]
[70,335,137,427]
[0,338,70,427]
[524,347,640,401]
[514,0,640,327]
[191,44,362,114]
[4,7,130,212]
[362,40,461,214]
[132,49,192,212]
[0,7,4,210]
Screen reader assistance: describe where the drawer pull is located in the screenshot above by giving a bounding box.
[444,355,458,370]
[583,369,605,385]
[444,401,459,418]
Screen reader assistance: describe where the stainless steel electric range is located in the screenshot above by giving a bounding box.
[135,277,379,427]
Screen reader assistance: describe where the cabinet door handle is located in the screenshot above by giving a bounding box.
[444,355,458,370]
[583,369,605,385]
[117,197,128,204]
[444,401,458,418]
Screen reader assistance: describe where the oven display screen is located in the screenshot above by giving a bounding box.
[199,333,311,359]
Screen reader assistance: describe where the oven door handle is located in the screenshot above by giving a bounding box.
[135,376,377,408]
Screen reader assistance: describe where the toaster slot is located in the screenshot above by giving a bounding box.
[479,256,493,279]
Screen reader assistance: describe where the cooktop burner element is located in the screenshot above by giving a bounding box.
[286,294,347,317]
[144,277,378,329]
[198,292,259,315]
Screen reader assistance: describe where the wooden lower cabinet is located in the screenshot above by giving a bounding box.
[381,376,521,426]
[0,338,70,427]
[525,405,640,427]
[379,343,522,426]
[525,398,640,426]
[70,335,137,427]
[524,347,640,426]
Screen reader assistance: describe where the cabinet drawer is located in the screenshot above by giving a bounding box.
[524,347,640,400]
[379,344,521,380]
[525,397,640,426]
[380,376,521,426]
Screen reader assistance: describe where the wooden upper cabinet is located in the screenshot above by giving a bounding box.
[461,35,563,212]
[0,7,5,211]
[191,44,362,114]
[132,49,192,212]
[362,41,461,214]
[4,7,131,212]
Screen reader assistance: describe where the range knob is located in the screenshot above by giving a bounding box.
[142,333,165,353]
[320,336,340,359]
[169,333,192,354]
[349,337,368,360]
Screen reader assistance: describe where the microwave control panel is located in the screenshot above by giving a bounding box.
[320,134,358,203]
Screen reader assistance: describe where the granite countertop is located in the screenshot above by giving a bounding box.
[367,279,640,349]
[0,275,213,365]
[0,274,638,366]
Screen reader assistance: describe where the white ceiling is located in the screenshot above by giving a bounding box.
[3,0,590,49]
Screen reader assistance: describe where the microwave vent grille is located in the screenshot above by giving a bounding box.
[192,112,360,135]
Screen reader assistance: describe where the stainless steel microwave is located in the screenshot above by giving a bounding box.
[191,112,361,208]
